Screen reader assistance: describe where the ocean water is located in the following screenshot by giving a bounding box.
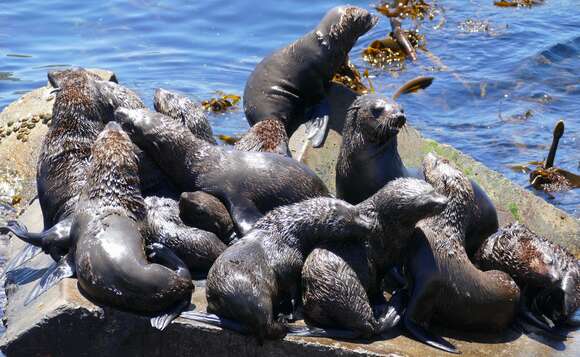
[0,0,578,335]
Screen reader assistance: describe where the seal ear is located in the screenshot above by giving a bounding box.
[47,71,62,89]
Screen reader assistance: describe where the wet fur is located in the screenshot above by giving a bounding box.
[235,118,290,156]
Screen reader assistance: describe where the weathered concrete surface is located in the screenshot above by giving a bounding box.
[2,200,579,357]
[0,68,116,217]
[289,84,580,256]
[1,80,579,357]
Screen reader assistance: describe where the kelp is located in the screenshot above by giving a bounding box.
[375,0,438,21]
[363,30,425,68]
[332,60,369,94]
[494,0,544,8]
[218,134,242,145]
[202,92,241,113]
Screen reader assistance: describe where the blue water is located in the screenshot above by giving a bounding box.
[0,0,578,219]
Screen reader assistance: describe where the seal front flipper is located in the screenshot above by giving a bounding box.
[179,310,250,334]
[404,317,459,354]
[151,299,191,331]
[305,99,330,148]
[286,324,360,339]
[24,253,76,305]
[224,194,263,236]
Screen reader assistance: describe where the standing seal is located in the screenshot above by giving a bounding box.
[335,93,498,257]
[474,222,580,328]
[301,177,448,338]
[24,122,194,330]
[243,6,378,146]
[200,196,374,341]
[114,107,330,236]
[405,154,520,354]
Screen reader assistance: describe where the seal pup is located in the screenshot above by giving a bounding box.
[474,222,580,329]
[405,154,520,353]
[195,196,374,341]
[145,196,227,273]
[25,122,194,330]
[0,68,172,275]
[153,88,216,144]
[234,117,290,156]
[335,93,498,257]
[301,178,448,338]
[179,191,235,244]
[114,107,330,236]
[243,6,378,147]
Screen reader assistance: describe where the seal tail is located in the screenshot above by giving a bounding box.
[403,317,460,354]
[24,254,75,306]
[179,310,250,334]
[150,299,191,331]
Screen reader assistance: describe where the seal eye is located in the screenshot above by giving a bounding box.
[371,106,384,118]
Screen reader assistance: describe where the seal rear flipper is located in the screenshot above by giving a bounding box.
[403,317,460,354]
[24,254,76,306]
[179,310,250,334]
[225,194,263,236]
[2,244,43,278]
[286,324,360,339]
[305,99,331,148]
[376,289,407,333]
[150,299,190,331]
[513,316,568,341]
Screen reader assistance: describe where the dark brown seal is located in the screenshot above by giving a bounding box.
[474,222,580,327]
[153,88,216,144]
[243,6,378,141]
[114,107,330,236]
[179,191,235,244]
[405,153,520,353]
[203,196,374,341]
[145,195,227,273]
[234,117,290,156]
[302,178,448,338]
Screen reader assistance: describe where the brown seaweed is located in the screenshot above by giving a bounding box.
[363,30,425,68]
[201,92,241,113]
[332,60,369,94]
[218,134,242,145]
[375,0,438,21]
[494,0,544,8]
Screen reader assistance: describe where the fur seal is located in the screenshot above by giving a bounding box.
[114,107,330,236]
[234,117,290,156]
[474,222,580,328]
[301,178,448,338]
[145,195,227,273]
[335,93,498,256]
[405,153,520,353]
[22,122,193,330]
[202,196,374,341]
[153,88,216,144]
[243,6,378,145]
[179,191,235,243]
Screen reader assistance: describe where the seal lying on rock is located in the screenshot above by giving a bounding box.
[145,196,227,273]
[234,118,290,156]
[191,196,374,341]
[114,107,330,236]
[335,93,498,258]
[405,153,520,354]
[243,6,378,147]
[153,88,216,144]
[301,178,448,338]
[26,122,194,330]
[0,68,172,276]
[474,222,580,329]
[179,191,236,244]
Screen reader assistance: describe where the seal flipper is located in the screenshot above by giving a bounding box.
[151,299,191,331]
[24,253,76,305]
[404,317,459,354]
[179,310,250,334]
[305,99,330,148]
[224,194,263,236]
[376,289,407,333]
[2,244,43,279]
[286,324,360,339]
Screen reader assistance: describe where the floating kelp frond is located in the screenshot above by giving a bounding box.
[392,76,434,99]
[218,134,242,145]
[332,60,368,94]
[530,167,579,192]
[363,30,425,68]
[202,92,241,113]
[375,0,439,21]
[507,161,544,174]
[494,0,544,8]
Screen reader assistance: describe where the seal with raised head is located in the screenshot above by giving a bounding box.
[302,177,448,338]
[153,88,216,144]
[243,6,378,146]
[405,153,520,354]
[200,196,374,341]
[24,122,194,330]
[335,93,498,257]
[474,222,580,328]
[114,107,330,236]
